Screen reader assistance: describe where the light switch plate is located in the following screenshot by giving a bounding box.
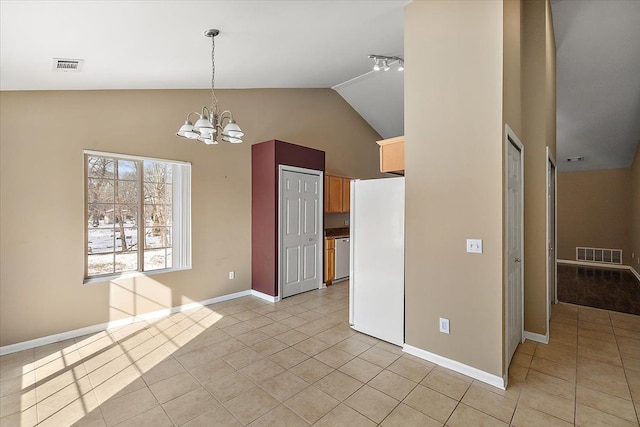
[466,239,483,254]
[439,318,450,334]
[229,271,235,279]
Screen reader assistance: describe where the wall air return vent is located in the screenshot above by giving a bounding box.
[52,58,84,72]
[576,247,622,265]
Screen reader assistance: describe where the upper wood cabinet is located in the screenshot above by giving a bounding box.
[377,136,405,175]
[325,173,351,213]
[342,178,350,212]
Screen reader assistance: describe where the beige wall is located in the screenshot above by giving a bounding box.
[405,0,505,377]
[632,145,640,270]
[0,89,383,346]
[557,168,633,265]
[521,0,556,335]
[503,0,522,138]
[404,0,555,378]
[502,0,522,370]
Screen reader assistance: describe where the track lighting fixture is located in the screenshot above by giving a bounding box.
[368,54,404,72]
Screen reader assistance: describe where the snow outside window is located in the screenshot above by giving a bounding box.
[84,151,191,282]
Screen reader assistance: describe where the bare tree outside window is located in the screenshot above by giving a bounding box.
[87,156,139,276]
[143,160,173,271]
[86,153,185,280]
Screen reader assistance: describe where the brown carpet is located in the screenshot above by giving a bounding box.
[557,264,640,315]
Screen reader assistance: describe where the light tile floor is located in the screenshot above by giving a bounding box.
[1,281,639,426]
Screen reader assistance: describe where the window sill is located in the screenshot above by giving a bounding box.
[83,266,191,285]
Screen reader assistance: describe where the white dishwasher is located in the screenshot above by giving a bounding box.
[334,238,350,281]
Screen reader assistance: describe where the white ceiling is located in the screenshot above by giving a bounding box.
[2,1,638,167]
[552,0,640,172]
[0,0,405,91]
[333,68,404,139]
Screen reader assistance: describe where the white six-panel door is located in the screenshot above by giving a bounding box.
[281,168,321,298]
[506,128,524,369]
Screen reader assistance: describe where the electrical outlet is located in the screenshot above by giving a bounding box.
[228,271,235,279]
[439,318,450,334]
[466,239,483,254]
[344,219,350,226]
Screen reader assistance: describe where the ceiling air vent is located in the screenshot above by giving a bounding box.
[52,58,84,72]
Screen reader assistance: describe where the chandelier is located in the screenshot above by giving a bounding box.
[369,54,404,72]
[177,29,244,145]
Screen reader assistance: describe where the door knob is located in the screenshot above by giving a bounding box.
[515,258,521,263]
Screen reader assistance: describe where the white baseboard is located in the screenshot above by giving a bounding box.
[524,331,549,344]
[0,289,253,356]
[402,344,506,390]
[251,289,280,303]
[558,259,628,270]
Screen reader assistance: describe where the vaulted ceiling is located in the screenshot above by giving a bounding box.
[1,1,638,170]
[551,0,640,172]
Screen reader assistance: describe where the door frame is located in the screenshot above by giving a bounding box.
[504,124,525,379]
[277,165,324,300]
[546,147,557,324]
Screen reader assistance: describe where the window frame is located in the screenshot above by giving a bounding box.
[83,150,191,284]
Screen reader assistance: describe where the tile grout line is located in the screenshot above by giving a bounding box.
[610,309,640,426]
[441,381,470,427]
[364,357,427,426]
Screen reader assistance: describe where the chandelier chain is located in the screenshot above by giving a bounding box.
[210,33,217,113]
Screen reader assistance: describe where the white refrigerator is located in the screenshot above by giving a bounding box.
[349,177,405,346]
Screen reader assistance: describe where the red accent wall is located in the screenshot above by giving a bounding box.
[251,140,325,297]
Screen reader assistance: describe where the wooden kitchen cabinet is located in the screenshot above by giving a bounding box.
[325,173,351,213]
[342,178,350,211]
[324,237,335,285]
[327,175,343,213]
[376,135,405,175]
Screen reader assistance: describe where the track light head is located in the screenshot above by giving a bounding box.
[369,54,404,72]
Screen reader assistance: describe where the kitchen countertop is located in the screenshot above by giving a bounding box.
[325,227,350,238]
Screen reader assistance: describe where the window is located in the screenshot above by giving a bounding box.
[85,151,191,281]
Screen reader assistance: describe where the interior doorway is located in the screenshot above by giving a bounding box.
[279,166,323,298]
[505,125,524,371]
